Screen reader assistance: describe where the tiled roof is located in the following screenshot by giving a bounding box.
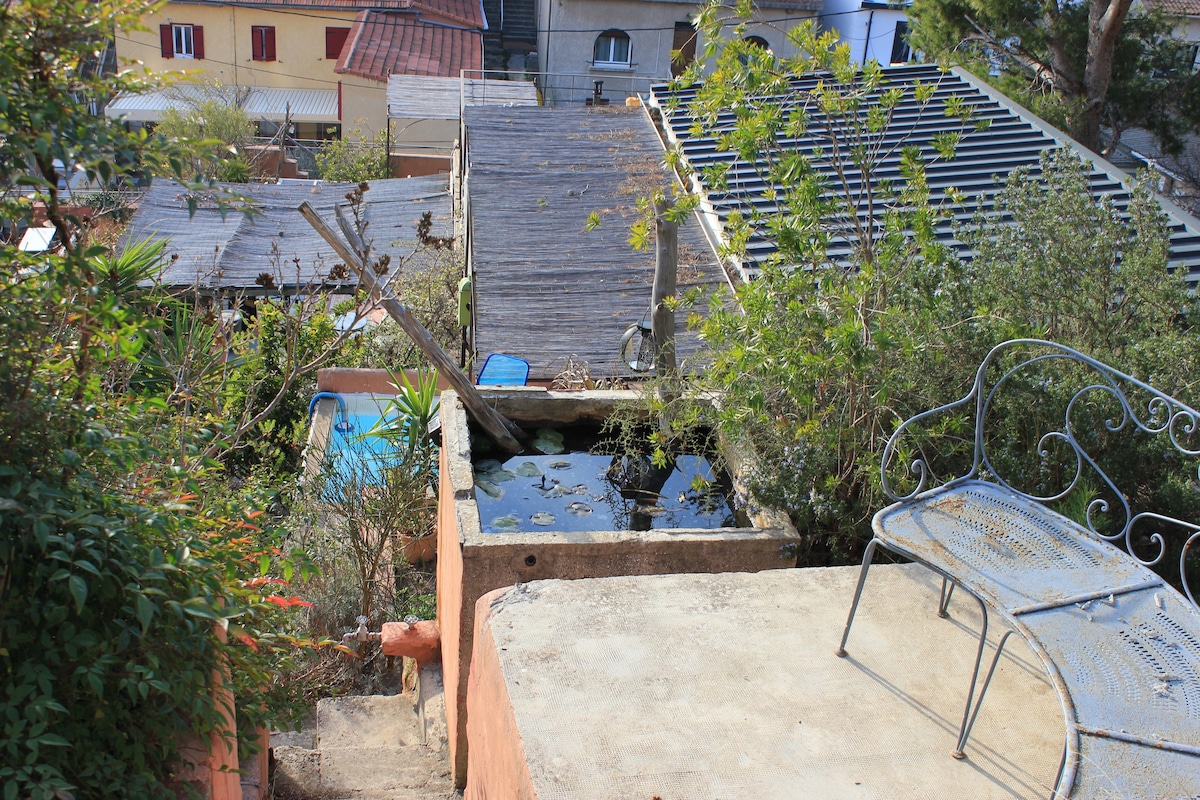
[335,12,483,81]
[171,0,409,11]
[464,106,728,381]
[409,0,486,28]
[754,0,822,9]
[1145,0,1200,16]
[124,176,452,292]
[648,63,1200,285]
[172,0,486,27]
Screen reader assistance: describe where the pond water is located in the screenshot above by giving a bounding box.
[473,428,744,534]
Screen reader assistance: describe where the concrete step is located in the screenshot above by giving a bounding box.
[272,665,455,800]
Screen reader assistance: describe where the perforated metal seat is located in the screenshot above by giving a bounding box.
[1071,732,1200,800]
[872,481,1161,614]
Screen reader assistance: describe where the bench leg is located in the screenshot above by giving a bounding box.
[954,628,1016,758]
[835,538,880,658]
[938,577,956,618]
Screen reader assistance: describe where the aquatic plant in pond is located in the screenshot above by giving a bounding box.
[473,426,742,533]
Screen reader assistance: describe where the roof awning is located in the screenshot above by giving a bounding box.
[105,86,340,124]
[19,225,57,252]
[387,74,538,119]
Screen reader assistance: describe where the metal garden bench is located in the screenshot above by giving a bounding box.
[834,339,1200,799]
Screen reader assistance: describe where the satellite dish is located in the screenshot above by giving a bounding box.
[620,321,654,373]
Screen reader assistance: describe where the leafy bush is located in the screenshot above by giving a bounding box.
[314,126,389,183]
[664,6,1200,565]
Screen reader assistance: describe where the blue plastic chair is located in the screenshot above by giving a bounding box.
[476,353,530,386]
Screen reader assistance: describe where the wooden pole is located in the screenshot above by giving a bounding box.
[298,201,525,453]
[651,200,678,377]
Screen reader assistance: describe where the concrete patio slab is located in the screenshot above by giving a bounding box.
[466,564,1065,799]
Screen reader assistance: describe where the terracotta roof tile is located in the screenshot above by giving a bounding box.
[182,0,485,28]
[335,11,483,81]
[1145,0,1200,16]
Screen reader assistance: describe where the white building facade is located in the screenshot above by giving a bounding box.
[820,0,914,65]
[533,0,821,104]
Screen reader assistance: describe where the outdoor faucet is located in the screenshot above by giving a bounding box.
[341,615,381,648]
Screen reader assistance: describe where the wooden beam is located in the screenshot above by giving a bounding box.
[651,200,678,377]
[298,201,525,453]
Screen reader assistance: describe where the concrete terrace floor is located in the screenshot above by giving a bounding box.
[467,564,1066,799]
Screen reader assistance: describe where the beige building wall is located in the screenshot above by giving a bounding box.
[534,0,812,104]
[117,4,388,138]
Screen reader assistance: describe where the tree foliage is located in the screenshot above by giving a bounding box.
[0,2,319,796]
[314,126,389,183]
[909,0,1200,154]
[152,86,257,182]
[660,4,1200,565]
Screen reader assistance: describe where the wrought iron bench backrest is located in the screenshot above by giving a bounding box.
[880,339,1200,607]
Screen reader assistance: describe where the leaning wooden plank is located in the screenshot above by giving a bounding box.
[297,200,525,453]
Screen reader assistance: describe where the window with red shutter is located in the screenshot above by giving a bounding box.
[161,24,203,59]
[252,25,276,61]
[160,24,174,58]
[325,27,350,60]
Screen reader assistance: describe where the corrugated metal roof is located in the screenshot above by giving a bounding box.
[105,85,339,123]
[648,64,1200,285]
[335,12,483,81]
[465,106,728,381]
[387,75,538,119]
[123,175,452,292]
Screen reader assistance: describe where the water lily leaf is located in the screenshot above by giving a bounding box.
[530,511,556,526]
[490,515,520,530]
[536,484,570,499]
[570,484,589,494]
[474,479,504,499]
[535,427,565,444]
[547,460,572,470]
[532,438,565,455]
[475,459,504,474]
[566,501,592,516]
[514,462,543,478]
[488,468,515,483]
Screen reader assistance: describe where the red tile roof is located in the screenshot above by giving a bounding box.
[178,0,485,28]
[335,12,483,81]
[1146,0,1200,15]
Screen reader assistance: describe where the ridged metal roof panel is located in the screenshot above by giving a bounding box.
[649,64,1200,285]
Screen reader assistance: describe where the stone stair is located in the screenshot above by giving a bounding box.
[272,666,456,800]
[500,0,536,48]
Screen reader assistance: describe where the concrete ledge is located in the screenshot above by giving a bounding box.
[316,367,454,395]
[466,565,1064,800]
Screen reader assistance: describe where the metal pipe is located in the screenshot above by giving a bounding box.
[308,391,351,433]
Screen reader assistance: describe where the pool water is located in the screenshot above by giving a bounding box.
[474,450,742,534]
[317,394,436,489]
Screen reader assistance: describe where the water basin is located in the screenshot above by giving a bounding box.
[475,449,740,534]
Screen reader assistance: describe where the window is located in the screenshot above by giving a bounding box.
[173,24,194,58]
[738,35,772,67]
[160,23,204,59]
[251,25,276,61]
[671,21,696,77]
[326,27,351,60]
[593,29,631,67]
[890,21,912,64]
